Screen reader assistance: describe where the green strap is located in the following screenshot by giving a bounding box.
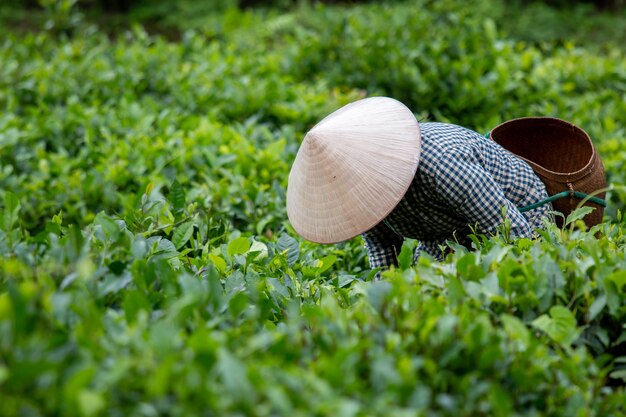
[519,190,607,213]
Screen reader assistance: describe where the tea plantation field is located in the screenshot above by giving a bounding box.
[1,1,626,415]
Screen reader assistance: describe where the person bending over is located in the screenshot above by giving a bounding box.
[286,97,552,271]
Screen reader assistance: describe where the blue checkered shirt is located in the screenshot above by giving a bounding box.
[362,122,553,269]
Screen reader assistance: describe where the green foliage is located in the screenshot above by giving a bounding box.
[1,0,626,415]
[493,1,626,49]
[1,199,626,415]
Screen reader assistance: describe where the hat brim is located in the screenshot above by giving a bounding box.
[286,97,421,244]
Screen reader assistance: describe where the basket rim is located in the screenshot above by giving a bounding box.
[489,116,600,182]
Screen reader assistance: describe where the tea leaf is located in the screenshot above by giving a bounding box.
[277,233,299,266]
[169,180,186,214]
[1,192,20,232]
[172,222,194,250]
[565,206,595,227]
[227,237,251,258]
[532,306,581,347]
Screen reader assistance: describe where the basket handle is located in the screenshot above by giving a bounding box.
[518,190,607,213]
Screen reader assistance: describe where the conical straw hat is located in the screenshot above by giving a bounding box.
[286,97,421,244]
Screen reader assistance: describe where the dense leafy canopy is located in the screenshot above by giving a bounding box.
[1,0,625,415]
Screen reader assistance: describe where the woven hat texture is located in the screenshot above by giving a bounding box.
[287,97,421,243]
[489,117,606,228]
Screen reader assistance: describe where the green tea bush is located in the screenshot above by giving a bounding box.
[1,0,625,415]
[1,190,625,416]
[492,1,626,47]
[0,29,362,231]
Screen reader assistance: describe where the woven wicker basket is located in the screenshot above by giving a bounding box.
[489,117,606,228]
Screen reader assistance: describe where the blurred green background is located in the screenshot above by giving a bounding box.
[2,0,626,48]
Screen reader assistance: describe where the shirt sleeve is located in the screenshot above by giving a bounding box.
[361,220,404,269]
[433,148,534,239]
